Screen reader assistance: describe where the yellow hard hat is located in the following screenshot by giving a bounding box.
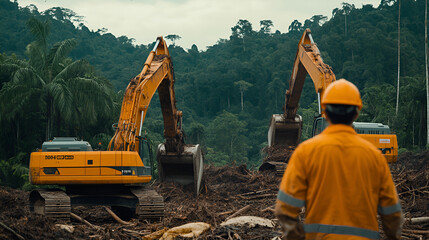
[321,79,362,110]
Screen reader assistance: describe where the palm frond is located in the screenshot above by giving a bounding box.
[27,17,49,51]
[47,39,77,72]
[26,42,47,77]
[45,80,74,121]
[0,64,23,78]
[67,76,114,123]
[53,59,91,81]
[11,67,45,86]
[0,84,43,120]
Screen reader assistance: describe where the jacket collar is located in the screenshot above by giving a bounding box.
[322,124,357,135]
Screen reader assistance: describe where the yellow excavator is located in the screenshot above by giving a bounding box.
[29,36,204,220]
[265,29,397,173]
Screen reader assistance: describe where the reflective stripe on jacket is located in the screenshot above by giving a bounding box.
[276,124,402,239]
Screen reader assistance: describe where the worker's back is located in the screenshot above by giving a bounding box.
[280,124,400,239]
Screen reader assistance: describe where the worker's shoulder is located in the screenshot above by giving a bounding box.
[298,131,381,155]
[294,134,326,152]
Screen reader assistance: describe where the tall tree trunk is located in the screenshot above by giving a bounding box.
[396,0,401,116]
[344,13,347,37]
[15,120,19,155]
[56,112,61,137]
[46,98,53,140]
[426,0,429,147]
[413,119,415,147]
[230,138,233,160]
[240,90,244,111]
[46,117,50,141]
[421,106,425,147]
[275,91,278,111]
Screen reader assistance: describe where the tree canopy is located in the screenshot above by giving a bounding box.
[0,0,428,188]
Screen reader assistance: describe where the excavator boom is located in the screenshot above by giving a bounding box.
[108,37,203,195]
[268,29,335,147]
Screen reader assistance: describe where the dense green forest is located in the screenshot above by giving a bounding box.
[0,0,427,188]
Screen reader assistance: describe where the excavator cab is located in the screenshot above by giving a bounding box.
[138,136,154,176]
[312,117,398,163]
[312,117,328,136]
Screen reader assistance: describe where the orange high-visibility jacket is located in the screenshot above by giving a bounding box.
[276,124,402,239]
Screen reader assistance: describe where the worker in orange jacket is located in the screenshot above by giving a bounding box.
[275,79,403,239]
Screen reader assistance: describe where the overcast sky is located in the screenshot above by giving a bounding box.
[17,0,381,50]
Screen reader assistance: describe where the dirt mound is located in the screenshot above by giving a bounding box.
[262,145,295,163]
[0,151,427,239]
[155,165,281,239]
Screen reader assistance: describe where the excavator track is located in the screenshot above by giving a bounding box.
[259,161,287,176]
[29,189,71,221]
[30,186,164,222]
[131,188,164,221]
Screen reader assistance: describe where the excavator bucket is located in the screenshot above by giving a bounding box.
[157,144,204,196]
[268,114,302,147]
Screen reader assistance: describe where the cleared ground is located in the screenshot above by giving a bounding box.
[0,151,427,239]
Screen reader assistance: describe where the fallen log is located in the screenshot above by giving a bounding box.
[70,212,102,230]
[122,228,151,236]
[408,217,429,224]
[0,221,25,240]
[261,205,275,213]
[403,229,429,234]
[217,210,234,216]
[237,189,271,197]
[103,206,133,225]
[238,193,276,200]
[402,232,424,240]
[226,205,251,220]
[399,186,429,196]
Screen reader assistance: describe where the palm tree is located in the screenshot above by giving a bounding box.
[396,0,401,116]
[425,0,429,147]
[0,17,113,140]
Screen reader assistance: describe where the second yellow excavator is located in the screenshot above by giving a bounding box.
[266,29,397,172]
[28,36,203,220]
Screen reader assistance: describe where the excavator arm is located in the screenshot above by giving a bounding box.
[268,29,335,147]
[108,37,203,194]
[108,37,183,153]
[284,29,336,119]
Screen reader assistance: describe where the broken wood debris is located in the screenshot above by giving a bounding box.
[102,206,133,225]
[70,212,103,230]
[0,221,25,240]
[226,205,251,220]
